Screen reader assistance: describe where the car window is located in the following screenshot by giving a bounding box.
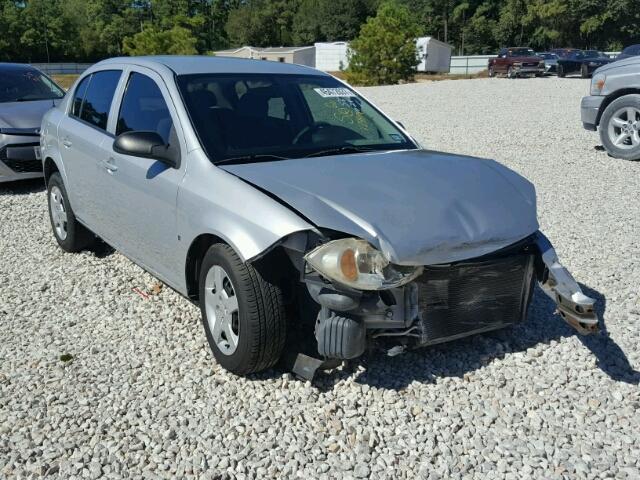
[178,73,415,162]
[78,70,121,131]
[116,72,173,144]
[0,68,65,103]
[71,75,91,117]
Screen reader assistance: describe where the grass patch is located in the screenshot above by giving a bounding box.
[51,74,79,90]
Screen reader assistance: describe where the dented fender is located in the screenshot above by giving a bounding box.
[535,233,599,334]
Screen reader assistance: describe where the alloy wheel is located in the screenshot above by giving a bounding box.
[49,186,68,241]
[204,265,240,355]
[608,106,640,150]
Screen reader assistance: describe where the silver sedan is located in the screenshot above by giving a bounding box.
[0,63,64,182]
[41,56,598,378]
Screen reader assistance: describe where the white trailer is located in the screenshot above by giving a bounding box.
[416,37,453,73]
[315,42,350,71]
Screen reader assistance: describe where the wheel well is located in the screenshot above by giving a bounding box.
[597,89,640,126]
[185,234,299,302]
[185,234,227,301]
[43,157,59,185]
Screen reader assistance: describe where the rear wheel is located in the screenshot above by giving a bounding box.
[47,172,94,252]
[599,95,640,161]
[199,243,287,375]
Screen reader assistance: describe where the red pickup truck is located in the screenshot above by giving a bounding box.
[488,47,545,78]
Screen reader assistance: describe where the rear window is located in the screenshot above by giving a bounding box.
[77,70,121,131]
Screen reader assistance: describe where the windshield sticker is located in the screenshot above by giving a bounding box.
[389,133,404,143]
[314,87,355,98]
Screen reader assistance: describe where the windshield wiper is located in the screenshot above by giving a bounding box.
[215,153,291,166]
[303,145,379,158]
[13,96,59,102]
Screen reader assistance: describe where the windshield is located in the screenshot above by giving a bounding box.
[0,69,65,103]
[177,73,416,163]
[507,48,535,57]
[538,53,557,60]
[575,50,601,59]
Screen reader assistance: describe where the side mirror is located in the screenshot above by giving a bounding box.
[396,121,406,129]
[113,131,179,168]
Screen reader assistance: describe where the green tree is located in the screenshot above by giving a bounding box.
[346,2,421,85]
[123,24,198,55]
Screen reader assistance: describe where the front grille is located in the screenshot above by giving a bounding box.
[0,143,42,173]
[416,252,535,344]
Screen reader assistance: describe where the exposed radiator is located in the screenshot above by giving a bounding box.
[416,252,535,345]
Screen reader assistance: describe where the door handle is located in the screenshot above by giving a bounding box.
[62,138,72,148]
[102,158,118,173]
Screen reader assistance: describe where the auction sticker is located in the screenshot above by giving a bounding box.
[314,87,355,98]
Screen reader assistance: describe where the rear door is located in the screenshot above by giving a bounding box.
[57,69,122,229]
[99,67,186,283]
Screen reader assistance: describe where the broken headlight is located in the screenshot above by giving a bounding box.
[304,238,423,290]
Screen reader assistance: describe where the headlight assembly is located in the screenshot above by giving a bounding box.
[590,73,606,95]
[304,238,423,290]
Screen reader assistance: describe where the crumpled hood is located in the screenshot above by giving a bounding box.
[221,149,539,265]
[0,99,58,130]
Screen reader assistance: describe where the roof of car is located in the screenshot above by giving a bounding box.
[0,63,39,72]
[94,55,328,77]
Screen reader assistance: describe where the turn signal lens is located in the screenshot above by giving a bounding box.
[590,73,606,95]
[305,238,423,290]
[340,248,358,281]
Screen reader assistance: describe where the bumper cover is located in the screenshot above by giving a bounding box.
[581,95,605,131]
[308,232,598,359]
[0,134,43,183]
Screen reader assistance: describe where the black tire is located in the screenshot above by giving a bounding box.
[198,243,287,375]
[47,172,94,252]
[557,64,566,78]
[507,66,516,79]
[488,66,495,78]
[599,94,640,161]
[581,64,590,79]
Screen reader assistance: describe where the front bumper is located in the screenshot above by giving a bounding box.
[581,95,605,131]
[306,232,598,359]
[0,131,44,183]
[513,65,545,76]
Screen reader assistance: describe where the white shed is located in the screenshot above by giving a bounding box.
[415,37,453,73]
[315,42,350,72]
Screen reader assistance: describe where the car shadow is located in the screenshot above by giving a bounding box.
[310,283,639,391]
[0,178,45,195]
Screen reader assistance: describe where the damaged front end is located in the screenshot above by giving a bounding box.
[298,232,598,365]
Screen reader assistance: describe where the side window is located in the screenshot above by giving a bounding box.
[71,75,91,117]
[116,73,173,144]
[79,70,121,131]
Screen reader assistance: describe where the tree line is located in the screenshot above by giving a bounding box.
[0,0,638,63]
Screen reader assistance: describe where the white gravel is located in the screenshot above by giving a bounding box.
[1,77,639,479]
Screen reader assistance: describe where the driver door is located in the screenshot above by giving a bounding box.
[99,66,187,284]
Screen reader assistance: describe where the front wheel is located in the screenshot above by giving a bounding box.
[488,66,495,78]
[581,64,590,79]
[199,243,287,375]
[599,94,640,161]
[557,64,566,78]
[507,66,516,79]
[47,172,94,252]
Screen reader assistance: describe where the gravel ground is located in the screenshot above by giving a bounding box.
[1,77,639,479]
